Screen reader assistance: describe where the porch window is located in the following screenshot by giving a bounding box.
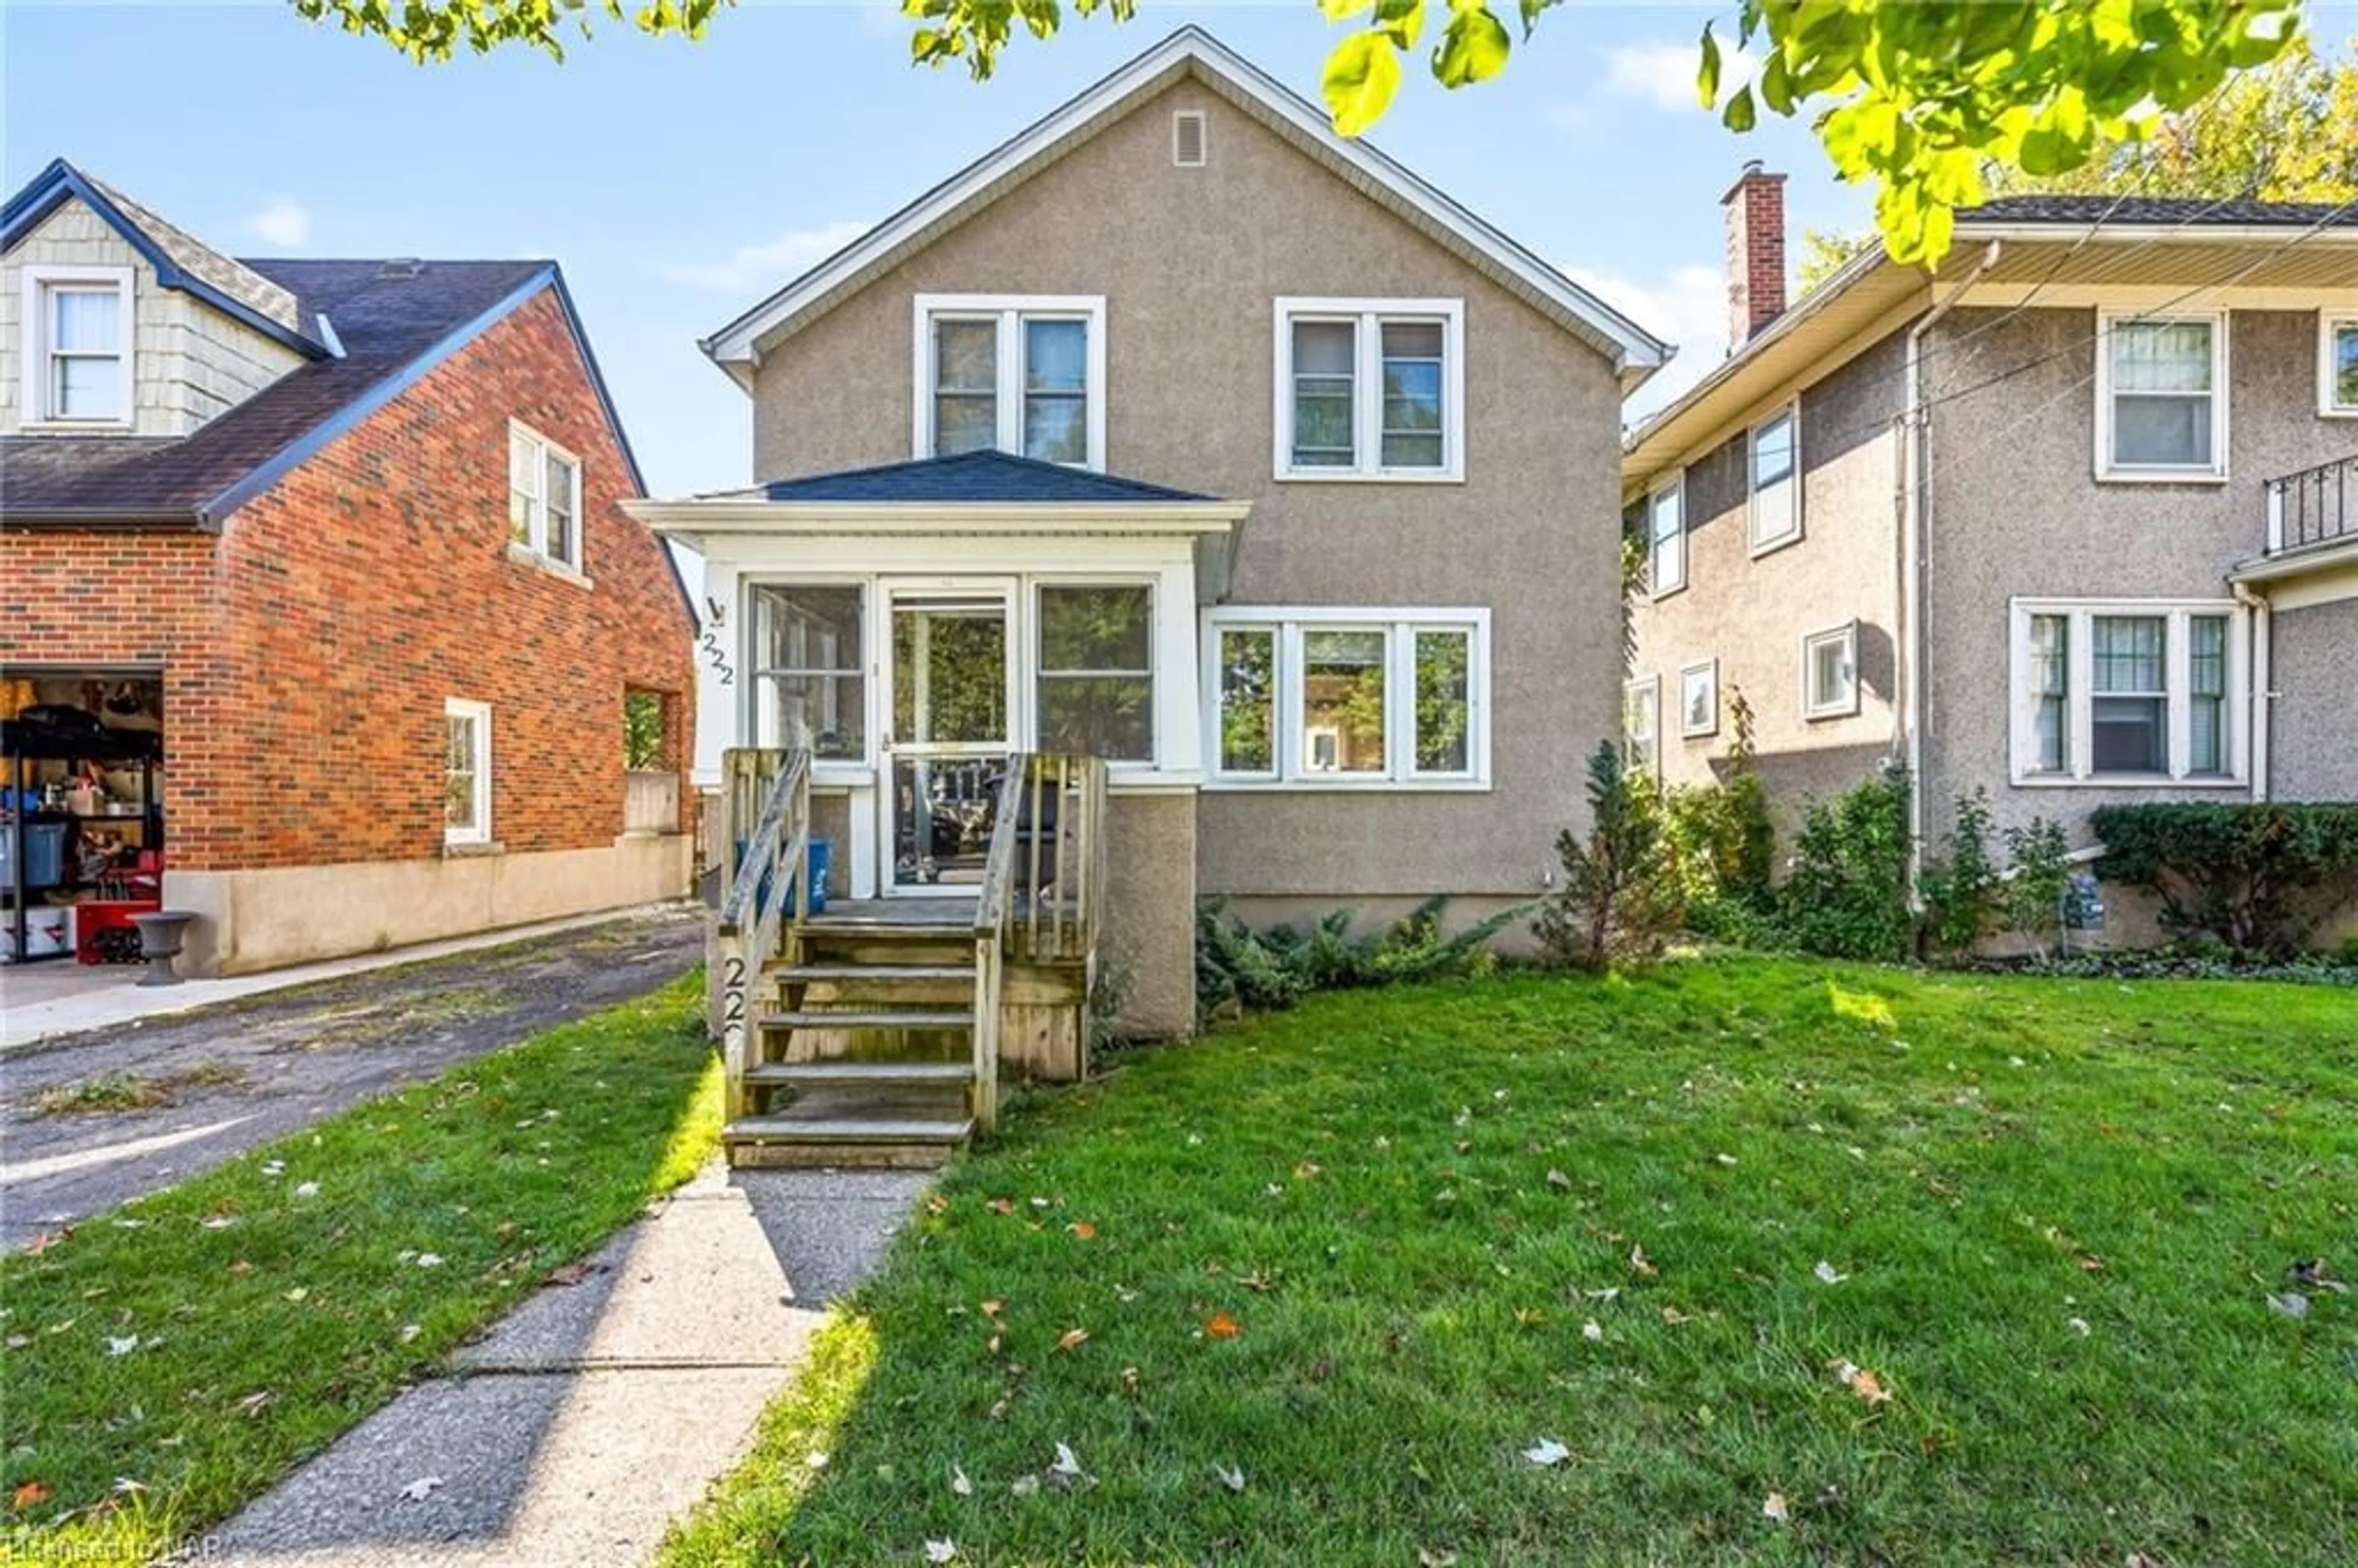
[1036,584,1154,763]
[1205,609,1487,786]
[508,419,583,572]
[444,698,492,846]
[1274,298,1463,480]
[2098,312,2226,478]
[915,295,1106,468]
[22,266,132,424]
[2009,600,2245,785]
[2323,313,2358,416]
[750,584,866,761]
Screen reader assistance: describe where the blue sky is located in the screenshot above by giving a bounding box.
[4,1,1880,495]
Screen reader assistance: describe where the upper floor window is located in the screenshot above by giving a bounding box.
[2322,312,2358,417]
[21,266,133,424]
[508,420,583,573]
[1207,608,1486,787]
[2010,599,2243,785]
[912,294,1107,468]
[1748,405,1800,553]
[1273,298,1464,481]
[1648,474,1686,596]
[2097,311,2227,480]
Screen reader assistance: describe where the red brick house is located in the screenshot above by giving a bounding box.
[1,160,695,975]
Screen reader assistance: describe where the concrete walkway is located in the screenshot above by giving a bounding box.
[206,1162,922,1567]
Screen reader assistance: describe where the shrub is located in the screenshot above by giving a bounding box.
[1780,763,1913,961]
[1999,816,2072,957]
[1194,897,1520,1025]
[1918,789,2001,959]
[1659,686,1776,942]
[2090,803,2358,957]
[1534,742,1681,973]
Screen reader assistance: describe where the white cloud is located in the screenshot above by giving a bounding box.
[246,198,310,249]
[1560,261,1729,421]
[1605,38,1757,114]
[660,220,874,292]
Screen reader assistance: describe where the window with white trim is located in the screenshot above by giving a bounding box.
[1648,474,1686,595]
[1205,610,1486,786]
[750,583,866,761]
[1748,405,1800,551]
[1679,659,1719,739]
[1801,622,1858,720]
[1622,676,1659,779]
[444,698,492,845]
[2322,313,2358,417]
[1274,298,1463,480]
[2097,311,2227,478]
[1037,583,1154,763]
[2010,600,2243,784]
[21,266,133,424]
[914,295,1105,468]
[507,420,583,571]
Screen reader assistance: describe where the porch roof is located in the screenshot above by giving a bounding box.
[742,449,1216,505]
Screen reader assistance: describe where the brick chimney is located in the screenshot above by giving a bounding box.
[1722,160,1788,349]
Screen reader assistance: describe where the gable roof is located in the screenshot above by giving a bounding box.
[742,448,1215,505]
[2,159,324,357]
[0,258,648,525]
[701,26,1670,390]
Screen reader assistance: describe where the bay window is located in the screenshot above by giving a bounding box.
[2010,600,2244,785]
[1205,609,1487,786]
[913,295,1105,468]
[1274,298,1463,480]
[2098,312,2227,479]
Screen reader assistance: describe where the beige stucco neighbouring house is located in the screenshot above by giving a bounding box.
[1625,175,2358,941]
[631,26,1667,1072]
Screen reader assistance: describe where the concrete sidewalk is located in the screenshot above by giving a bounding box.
[203,1161,922,1567]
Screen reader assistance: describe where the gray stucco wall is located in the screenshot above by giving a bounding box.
[1100,791,1196,1040]
[1627,326,1907,838]
[1919,308,2348,842]
[745,77,1629,909]
[2270,597,2358,802]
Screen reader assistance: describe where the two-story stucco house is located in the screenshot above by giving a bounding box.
[1,159,696,977]
[632,27,1667,1163]
[1625,169,2357,921]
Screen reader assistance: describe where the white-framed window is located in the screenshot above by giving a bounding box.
[20,265,133,425]
[1172,109,1208,167]
[1036,582,1155,764]
[1748,404,1801,553]
[507,420,584,572]
[2322,312,2358,417]
[1203,608,1487,787]
[1648,473,1687,596]
[1800,622,1858,721]
[1272,298,1464,481]
[2009,599,2245,786]
[911,294,1107,469]
[2096,310,2228,480]
[443,698,492,846]
[1679,659,1719,739]
[750,583,867,761]
[1622,675,1660,779]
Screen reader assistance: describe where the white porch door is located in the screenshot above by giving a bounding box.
[879,581,1017,894]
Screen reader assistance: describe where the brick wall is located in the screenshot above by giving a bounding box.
[1,285,695,872]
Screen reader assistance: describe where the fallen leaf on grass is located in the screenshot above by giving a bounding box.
[806,1451,830,1470]
[12,1481,51,1510]
[107,1335,140,1357]
[1009,1473,1039,1496]
[1582,1319,1603,1342]
[925,1540,957,1563]
[1584,1286,1621,1303]
[988,1198,1015,1216]
[1293,1161,1321,1180]
[1813,1260,1848,1285]
[1762,1491,1790,1523]
[1067,1221,1097,1240]
[284,1288,309,1303]
[400,1324,422,1343]
[414,1254,445,1269]
[2068,1317,2091,1336]
[1204,1311,1242,1340]
[1849,1367,1893,1405]
[398,1475,443,1502]
[1660,1306,1693,1325]
[925,1194,950,1216]
[951,1465,972,1497]
[293,1181,320,1199]
[2268,1292,2310,1319]
[1417,1550,1460,1567]
[1546,1168,1571,1190]
[1629,1244,1657,1278]
[1213,1462,1245,1492]
[2076,1254,2104,1273]
[1054,1328,1089,1353]
[1521,1438,1571,1467]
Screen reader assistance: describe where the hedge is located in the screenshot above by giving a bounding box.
[2090,802,2358,957]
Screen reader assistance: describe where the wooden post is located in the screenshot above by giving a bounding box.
[971,934,1001,1133]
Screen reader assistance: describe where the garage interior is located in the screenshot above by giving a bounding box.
[2,669,165,966]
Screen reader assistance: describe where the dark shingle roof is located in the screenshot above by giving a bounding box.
[2,258,549,522]
[1957,196,2358,228]
[753,449,1216,504]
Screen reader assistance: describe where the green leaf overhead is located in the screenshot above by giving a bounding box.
[1323,30,1404,136]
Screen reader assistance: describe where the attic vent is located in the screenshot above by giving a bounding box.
[1172,110,1207,168]
[376,257,426,279]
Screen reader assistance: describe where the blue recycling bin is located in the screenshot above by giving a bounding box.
[803,837,833,915]
[2,821,69,890]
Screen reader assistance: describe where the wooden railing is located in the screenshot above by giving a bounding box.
[2265,452,2357,557]
[972,753,1110,1130]
[714,747,811,1123]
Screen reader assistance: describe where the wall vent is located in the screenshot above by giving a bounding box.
[1172,110,1207,168]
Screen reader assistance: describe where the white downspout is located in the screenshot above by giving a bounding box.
[2234,582,2271,799]
[1901,241,2002,897]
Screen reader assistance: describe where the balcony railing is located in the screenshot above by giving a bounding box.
[2265,452,2357,557]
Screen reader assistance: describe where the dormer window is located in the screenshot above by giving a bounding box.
[507,419,584,575]
[21,266,133,425]
[912,294,1107,469]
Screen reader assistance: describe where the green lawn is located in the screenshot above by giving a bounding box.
[664,958,2356,1567]
[2,972,718,1562]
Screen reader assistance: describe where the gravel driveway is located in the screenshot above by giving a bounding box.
[0,906,704,1248]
